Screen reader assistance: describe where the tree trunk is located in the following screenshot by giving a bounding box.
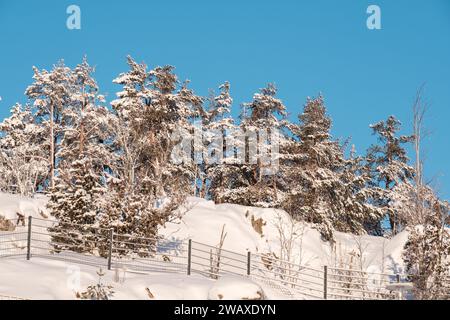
[49,103,55,189]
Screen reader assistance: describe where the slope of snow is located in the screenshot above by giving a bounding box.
[0,192,49,220]
[0,193,415,300]
[208,276,264,300]
[161,197,410,273]
[0,257,266,300]
[0,193,411,273]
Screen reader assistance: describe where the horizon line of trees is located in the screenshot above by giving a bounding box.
[0,56,448,235]
[0,56,448,298]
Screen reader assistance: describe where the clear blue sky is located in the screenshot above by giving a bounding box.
[0,0,449,200]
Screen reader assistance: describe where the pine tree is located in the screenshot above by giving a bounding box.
[366,115,414,235]
[47,58,112,255]
[216,83,288,207]
[57,57,113,171]
[337,148,384,235]
[283,96,382,240]
[283,96,344,240]
[110,56,201,199]
[403,198,450,299]
[105,56,202,253]
[0,103,48,195]
[202,82,237,202]
[25,61,75,189]
[48,158,107,255]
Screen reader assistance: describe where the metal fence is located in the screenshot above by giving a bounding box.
[0,216,448,300]
[0,294,29,300]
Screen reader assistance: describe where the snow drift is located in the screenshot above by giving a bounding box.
[0,193,415,299]
[161,197,410,274]
[0,192,49,220]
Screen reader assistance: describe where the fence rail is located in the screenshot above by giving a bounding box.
[0,294,29,300]
[1,216,448,300]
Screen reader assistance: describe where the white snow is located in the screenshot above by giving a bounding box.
[162,197,410,274]
[208,276,264,300]
[0,193,415,299]
[0,192,49,220]
[0,257,265,300]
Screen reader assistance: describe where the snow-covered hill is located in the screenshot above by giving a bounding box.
[0,192,49,220]
[0,193,413,299]
[161,197,410,274]
[0,193,411,274]
[0,257,266,300]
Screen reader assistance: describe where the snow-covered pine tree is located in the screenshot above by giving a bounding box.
[0,103,48,195]
[110,57,201,199]
[25,61,75,190]
[48,157,107,255]
[366,115,414,235]
[337,147,384,235]
[282,96,344,241]
[47,58,113,256]
[57,57,113,171]
[151,65,202,197]
[105,56,202,255]
[202,82,238,202]
[109,56,151,193]
[403,198,450,299]
[105,57,163,255]
[283,96,381,240]
[146,64,203,195]
[217,83,288,207]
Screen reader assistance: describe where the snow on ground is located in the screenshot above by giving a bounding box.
[0,193,410,274]
[208,276,264,300]
[0,193,415,299]
[161,197,410,274]
[0,192,49,220]
[0,257,266,300]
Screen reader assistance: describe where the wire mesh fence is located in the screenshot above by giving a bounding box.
[30,217,109,268]
[190,240,249,279]
[111,232,188,274]
[0,294,29,300]
[0,215,448,300]
[326,266,398,300]
[0,217,28,258]
[249,252,325,299]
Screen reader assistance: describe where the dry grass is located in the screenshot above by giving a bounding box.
[0,217,15,231]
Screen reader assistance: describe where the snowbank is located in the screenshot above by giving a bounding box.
[0,192,49,220]
[208,276,264,300]
[0,192,414,300]
[0,258,268,300]
[0,193,411,273]
[161,197,410,273]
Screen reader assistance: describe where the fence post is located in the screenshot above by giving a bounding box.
[187,239,192,275]
[247,251,251,276]
[323,265,328,300]
[107,228,113,270]
[26,216,32,260]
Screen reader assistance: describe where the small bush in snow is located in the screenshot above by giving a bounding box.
[76,268,114,300]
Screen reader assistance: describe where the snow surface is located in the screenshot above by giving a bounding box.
[0,257,265,300]
[0,193,415,299]
[208,276,264,300]
[161,197,410,274]
[0,193,49,220]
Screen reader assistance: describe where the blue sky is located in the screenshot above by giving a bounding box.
[0,0,449,199]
